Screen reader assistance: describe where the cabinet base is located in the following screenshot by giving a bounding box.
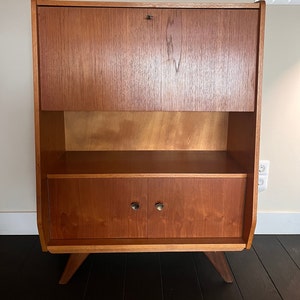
[59,251,233,284]
[48,238,246,253]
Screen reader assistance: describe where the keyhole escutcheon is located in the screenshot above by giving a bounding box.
[145,14,153,20]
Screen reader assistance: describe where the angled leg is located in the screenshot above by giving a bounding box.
[59,253,90,284]
[204,251,234,283]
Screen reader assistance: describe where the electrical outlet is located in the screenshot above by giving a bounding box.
[258,174,268,192]
[258,160,270,192]
[259,160,270,175]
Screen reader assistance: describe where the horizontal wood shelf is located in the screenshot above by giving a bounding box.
[47,151,247,178]
[47,237,246,253]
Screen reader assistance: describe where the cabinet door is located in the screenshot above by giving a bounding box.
[161,9,259,111]
[147,178,246,238]
[38,7,162,111]
[48,178,147,239]
[38,7,258,111]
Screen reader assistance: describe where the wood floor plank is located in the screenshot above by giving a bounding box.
[16,238,91,300]
[124,253,163,300]
[0,235,37,298]
[160,252,203,300]
[253,235,300,300]
[1,235,300,299]
[277,235,300,268]
[193,252,242,300]
[226,248,281,300]
[84,253,126,300]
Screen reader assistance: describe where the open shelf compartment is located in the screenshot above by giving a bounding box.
[47,150,247,178]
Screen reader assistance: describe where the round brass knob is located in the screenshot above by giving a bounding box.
[130,202,140,210]
[155,202,164,211]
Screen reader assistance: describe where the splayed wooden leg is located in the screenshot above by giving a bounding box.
[204,251,234,283]
[59,253,90,284]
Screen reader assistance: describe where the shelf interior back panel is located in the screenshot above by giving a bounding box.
[64,111,228,151]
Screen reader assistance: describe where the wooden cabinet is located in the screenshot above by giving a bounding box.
[31,0,265,284]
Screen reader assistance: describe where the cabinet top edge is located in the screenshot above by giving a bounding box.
[35,1,262,9]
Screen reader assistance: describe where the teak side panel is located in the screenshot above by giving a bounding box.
[243,0,265,248]
[38,7,259,111]
[48,178,148,239]
[31,0,47,249]
[227,1,265,248]
[148,178,246,238]
[64,112,228,151]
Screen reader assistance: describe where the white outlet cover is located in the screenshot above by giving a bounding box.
[258,174,269,192]
[259,160,270,175]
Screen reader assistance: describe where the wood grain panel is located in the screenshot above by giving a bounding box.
[48,178,148,239]
[48,176,246,240]
[64,112,228,151]
[38,7,161,110]
[147,178,246,238]
[38,7,258,111]
[160,9,259,111]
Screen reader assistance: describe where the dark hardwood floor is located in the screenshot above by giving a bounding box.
[0,235,299,300]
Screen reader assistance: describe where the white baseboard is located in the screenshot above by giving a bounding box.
[255,212,300,234]
[0,212,38,235]
[0,211,299,235]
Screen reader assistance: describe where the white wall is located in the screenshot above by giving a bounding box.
[257,5,300,232]
[0,1,299,234]
[259,5,300,212]
[0,1,36,209]
[0,0,37,233]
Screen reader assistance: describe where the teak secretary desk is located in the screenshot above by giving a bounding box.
[31,0,265,284]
